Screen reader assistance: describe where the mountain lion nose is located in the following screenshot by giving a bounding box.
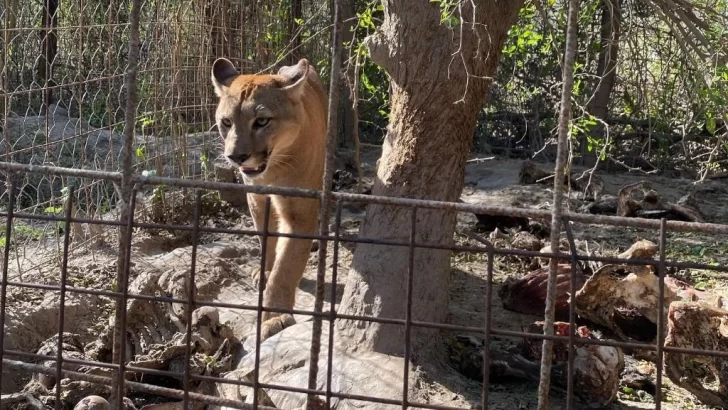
[226,153,250,165]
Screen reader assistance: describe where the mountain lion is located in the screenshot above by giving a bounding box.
[211,57,327,341]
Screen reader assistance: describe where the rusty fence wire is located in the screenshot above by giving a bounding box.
[1,0,728,410]
[1,162,728,410]
[0,0,330,219]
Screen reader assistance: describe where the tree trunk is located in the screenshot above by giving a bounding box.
[337,1,524,362]
[38,0,58,111]
[336,0,358,153]
[285,0,303,65]
[581,0,621,166]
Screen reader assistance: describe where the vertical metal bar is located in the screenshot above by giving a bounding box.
[41,0,53,152]
[112,0,141,405]
[253,197,272,410]
[41,0,57,113]
[563,220,579,410]
[306,0,343,406]
[239,0,245,67]
[105,0,116,170]
[111,187,137,410]
[325,200,343,409]
[538,0,579,406]
[481,241,494,409]
[0,182,16,389]
[54,186,75,410]
[112,186,138,410]
[654,218,667,409]
[152,0,160,144]
[402,207,418,410]
[182,190,203,410]
[2,0,9,164]
[77,0,90,221]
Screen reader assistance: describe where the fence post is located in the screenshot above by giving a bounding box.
[537,0,580,408]
[306,0,343,407]
[110,0,142,407]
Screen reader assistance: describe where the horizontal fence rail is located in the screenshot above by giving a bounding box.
[1,169,728,409]
[2,0,728,409]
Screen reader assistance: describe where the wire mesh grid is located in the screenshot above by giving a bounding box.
[0,0,330,216]
[2,163,728,410]
[1,0,728,410]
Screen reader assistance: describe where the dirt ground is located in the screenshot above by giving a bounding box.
[2,144,727,409]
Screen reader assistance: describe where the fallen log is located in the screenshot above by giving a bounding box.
[519,160,605,199]
[617,182,705,222]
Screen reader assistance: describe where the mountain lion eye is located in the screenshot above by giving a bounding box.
[254,118,270,128]
[221,118,232,127]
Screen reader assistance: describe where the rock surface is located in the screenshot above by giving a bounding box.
[215,321,414,410]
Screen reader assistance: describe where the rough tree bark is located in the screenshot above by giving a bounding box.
[581,0,621,166]
[336,0,358,155]
[285,0,303,65]
[39,0,58,111]
[337,1,524,362]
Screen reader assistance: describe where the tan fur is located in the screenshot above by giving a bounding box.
[211,58,327,340]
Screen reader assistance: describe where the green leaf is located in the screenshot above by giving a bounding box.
[44,206,63,214]
[695,281,708,290]
[706,116,717,134]
[444,15,459,28]
[621,386,636,395]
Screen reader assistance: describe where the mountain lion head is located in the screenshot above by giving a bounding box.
[211,58,314,179]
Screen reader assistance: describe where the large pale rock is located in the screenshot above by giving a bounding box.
[214,322,413,410]
[0,114,215,205]
[145,242,331,341]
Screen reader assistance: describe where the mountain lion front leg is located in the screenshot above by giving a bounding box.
[259,196,319,340]
[247,192,278,288]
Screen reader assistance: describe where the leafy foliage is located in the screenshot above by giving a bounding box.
[2,0,726,178]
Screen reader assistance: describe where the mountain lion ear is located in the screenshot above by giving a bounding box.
[279,58,310,100]
[212,58,239,96]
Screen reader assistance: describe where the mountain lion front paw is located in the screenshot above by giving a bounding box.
[260,313,296,341]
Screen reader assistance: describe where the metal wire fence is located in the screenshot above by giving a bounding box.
[2,162,728,410]
[1,0,728,410]
[1,0,330,216]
